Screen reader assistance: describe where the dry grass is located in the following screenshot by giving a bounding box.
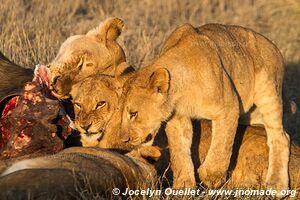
[0,0,300,199]
[1,0,300,67]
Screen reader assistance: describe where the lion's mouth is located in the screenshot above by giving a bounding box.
[130,132,155,146]
[84,130,104,141]
[85,132,101,136]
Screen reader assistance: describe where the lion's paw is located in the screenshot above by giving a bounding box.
[173,176,196,189]
[265,175,289,198]
[198,165,226,188]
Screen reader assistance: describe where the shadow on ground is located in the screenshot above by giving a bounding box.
[284,63,300,145]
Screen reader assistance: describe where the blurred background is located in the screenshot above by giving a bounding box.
[0,0,299,139]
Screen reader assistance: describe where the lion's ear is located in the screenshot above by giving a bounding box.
[149,68,170,95]
[87,18,124,45]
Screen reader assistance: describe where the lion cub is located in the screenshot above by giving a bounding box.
[69,75,119,147]
[69,66,134,148]
[49,18,128,100]
[119,23,290,193]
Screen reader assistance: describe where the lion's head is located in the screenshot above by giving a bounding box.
[119,68,172,146]
[69,74,124,147]
[49,17,126,99]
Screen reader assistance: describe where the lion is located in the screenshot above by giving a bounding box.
[1,120,298,198]
[69,70,134,148]
[118,23,290,194]
[198,120,299,197]
[49,17,128,99]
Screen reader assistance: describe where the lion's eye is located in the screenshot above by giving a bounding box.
[129,111,138,120]
[96,101,106,109]
[74,102,81,109]
[77,57,84,70]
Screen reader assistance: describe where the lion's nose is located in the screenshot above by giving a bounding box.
[81,123,92,132]
[120,134,131,142]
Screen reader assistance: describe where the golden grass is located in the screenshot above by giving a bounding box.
[1,0,300,66]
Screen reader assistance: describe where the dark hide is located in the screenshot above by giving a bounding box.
[0,52,33,103]
[0,147,156,199]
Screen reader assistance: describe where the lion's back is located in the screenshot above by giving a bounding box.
[197,23,284,85]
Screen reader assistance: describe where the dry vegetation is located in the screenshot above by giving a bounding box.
[1,0,300,66]
[0,0,300,199]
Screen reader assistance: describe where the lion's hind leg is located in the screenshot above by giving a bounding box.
[254,76,290,195]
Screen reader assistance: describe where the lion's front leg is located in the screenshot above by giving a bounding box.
[198,104,239,188]
[165,114,195,188]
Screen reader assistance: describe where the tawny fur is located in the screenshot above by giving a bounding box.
[49,18,127,99]
[70,75,120,146]
[198,120,299,193]
[69,66,134,147]
[119,23,290,193]
[101,119,300,196]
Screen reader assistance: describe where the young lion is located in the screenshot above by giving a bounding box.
[69,75,121,147]
[69,68,134,148]
[119,23,290,193]
[49,17,128,99]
